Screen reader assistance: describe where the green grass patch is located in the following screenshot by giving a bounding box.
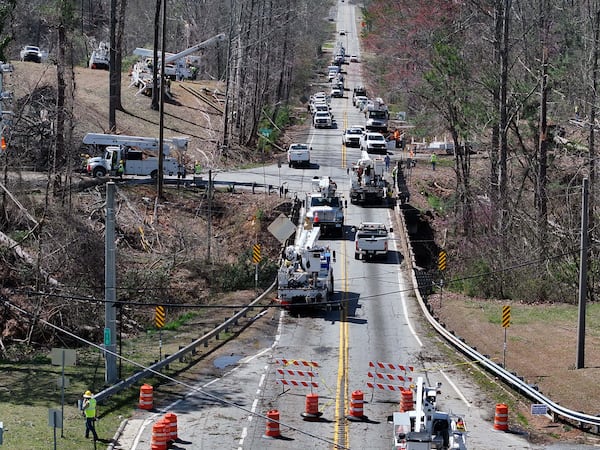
[162,311,199,331]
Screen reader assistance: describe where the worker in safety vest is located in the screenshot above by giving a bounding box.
[82,390,99,440]
[117,160,125,178]
[194,161,202,174]
[430,152,437,171]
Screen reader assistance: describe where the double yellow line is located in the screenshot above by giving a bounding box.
[333,213,350,448]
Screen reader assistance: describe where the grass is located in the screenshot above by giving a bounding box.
[0,308,239,449]
[0,355,137,449]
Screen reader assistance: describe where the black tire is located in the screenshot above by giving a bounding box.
[354,252,359,260]
[150,170,158,179]
[92,167,106,178]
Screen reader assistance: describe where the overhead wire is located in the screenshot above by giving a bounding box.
[1,296,349,449]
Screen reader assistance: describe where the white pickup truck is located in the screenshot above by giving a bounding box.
[287,143,311,168]
[354,222,392,260]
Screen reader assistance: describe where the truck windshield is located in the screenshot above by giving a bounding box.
[311,198,340,207]
[368,110,388,120]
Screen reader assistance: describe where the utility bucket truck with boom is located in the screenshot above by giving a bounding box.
[130,33,226,96]
[276,226,337,310]
[83,133,189,178]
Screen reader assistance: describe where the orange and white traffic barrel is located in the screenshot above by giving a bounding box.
[399,388,414,412]
[346,390,366,421]
[150,420,168,450]
[494,403,509,431]
[264,409,281,438]
[301,393,323,419]
[164,412,178,442]
[139,383,153,410]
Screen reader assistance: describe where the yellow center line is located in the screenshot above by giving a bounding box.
[341,111,348,168]
[334,230,350,448]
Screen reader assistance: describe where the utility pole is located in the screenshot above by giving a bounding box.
[109,0,117,132]
[207,169,212,263]
[576,178,589,369]
[157,0,166,199]
[105,182,118,383]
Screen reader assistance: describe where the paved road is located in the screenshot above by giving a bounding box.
[106,2,598,450]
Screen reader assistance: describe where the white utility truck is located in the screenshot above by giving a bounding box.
[354,222,392,260]
[276,226,336,310]
[393,377,467,450]
[89,41,110,70]
[305,176,345,237]
[365,97,389,133]
[83,133,189,178]
[131,33,225,95]
[349,151,390,205]
[287,143,311,168]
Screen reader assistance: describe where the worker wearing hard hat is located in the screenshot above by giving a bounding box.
[82,390,99,440]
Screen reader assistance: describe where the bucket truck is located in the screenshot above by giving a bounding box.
[130,33,226,95]
[82,133,189,178]
[349,151,391,205]
[392,377,467,450]
[305,176,345,237]
[276,226,336,310]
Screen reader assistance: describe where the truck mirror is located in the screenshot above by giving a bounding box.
[333,250,336,261]
[389,227,393,232]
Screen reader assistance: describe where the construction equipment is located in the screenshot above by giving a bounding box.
[365,97,389,133]
[130,33,225,96]
[305,176,345,237]
[89,41,110,70]
[349,151,390,206]
[82,133,188,178]
[393,377,467,450]
[276,226,336,310]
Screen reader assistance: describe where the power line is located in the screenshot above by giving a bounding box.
[1,296,348,449]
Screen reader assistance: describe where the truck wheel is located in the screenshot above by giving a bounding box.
[150,170,158,179]
[92,167,106,178]
[288,162,292,168]
[354,253,359,260]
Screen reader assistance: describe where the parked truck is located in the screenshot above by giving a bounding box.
[287,143,311,168]
[82,133,189,178]
[349,151,390,205]
[89,41,110,70]
[276,226,336,310]
[365,97,389,133]
[305,176,345,237]
[354,222,393,260]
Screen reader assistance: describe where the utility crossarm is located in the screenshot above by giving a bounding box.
[82,133,189,155]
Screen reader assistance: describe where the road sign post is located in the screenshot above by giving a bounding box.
[50,348,76,438]
[502,305,511,368]
[252,244,261,289]
[155,306,165,360]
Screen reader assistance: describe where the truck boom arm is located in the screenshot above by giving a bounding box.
[83,133,189,154]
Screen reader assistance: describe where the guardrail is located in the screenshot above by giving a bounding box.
[94,282,276,403]
[396,203,600,433]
